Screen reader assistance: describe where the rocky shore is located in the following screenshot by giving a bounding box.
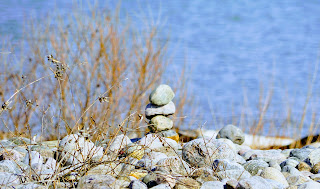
[1,84,320,189]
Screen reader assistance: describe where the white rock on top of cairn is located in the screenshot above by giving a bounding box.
[146,84,176,133]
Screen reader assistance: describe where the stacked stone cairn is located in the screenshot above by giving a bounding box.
[145,84,179,142]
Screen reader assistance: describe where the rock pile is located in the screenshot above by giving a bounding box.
[2,84,320,188]
[145,84,179,142]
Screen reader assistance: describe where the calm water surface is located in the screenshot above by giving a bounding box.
[1,0,320,136]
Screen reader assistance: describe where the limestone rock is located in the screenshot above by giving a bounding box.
[260,167,289,187]
[0,172,20,187]
[77,174,116,189]
[216,124,245,145]
[59,134,103,165]
[149,84,175,106]
[129,180,148,189]
[145,101,175,119]
[156,156,192,176]
[149,116,173,132]
[182,138,236,168]
[244,159,269,176]
[237,176,273,189]
[200,181,224,189]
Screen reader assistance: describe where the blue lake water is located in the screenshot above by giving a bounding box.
[1,0,320,136]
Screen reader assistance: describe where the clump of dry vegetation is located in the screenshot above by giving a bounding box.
[0,5,189,141]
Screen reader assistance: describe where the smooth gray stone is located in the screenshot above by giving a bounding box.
[77,174,116,189]
[268,160,281,171]
[150,184,171,189]
[290,148,313,161]
[149,115,173,132]
[15,183,46,189]
[175,177,201,188]
[0,160,23,174]
[265,179,287,189]
[192,167,219,183]
[286,174,311,186]
[137,151,167,169]
[0,172,20,187]
[138,134,179,156]
[281,149,293,157]
[0,140,16,148]
[9,137,37,145]
[156,156,192,176]
[305,148,320,166]
[281,165,301,175]
[260,167,289,187]
[59,134,103,165]
[157,129,178,139]
[129,180,148,189]
[201,181,224,189]
[212,159,244,172]
[0,148,23,161]
[106,134,132,160]
[237,176,273,189]
[243,149,286,164]
[298,181,320,189]
[142,172,158,188]
[23,151,43,171]
[244,159,269,176]
[43,157,56,170]
[182,138,236,168]
[31,145,53,158]
[216,124,245,145]
[280,158,300,169]
[215,170,251,180]
[149,84,175,106]
[145,101,175,119]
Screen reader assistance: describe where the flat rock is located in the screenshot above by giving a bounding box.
[145,101,175,119]
[149,84,175,106]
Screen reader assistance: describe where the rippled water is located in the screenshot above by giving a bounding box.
[1,0,320,136]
